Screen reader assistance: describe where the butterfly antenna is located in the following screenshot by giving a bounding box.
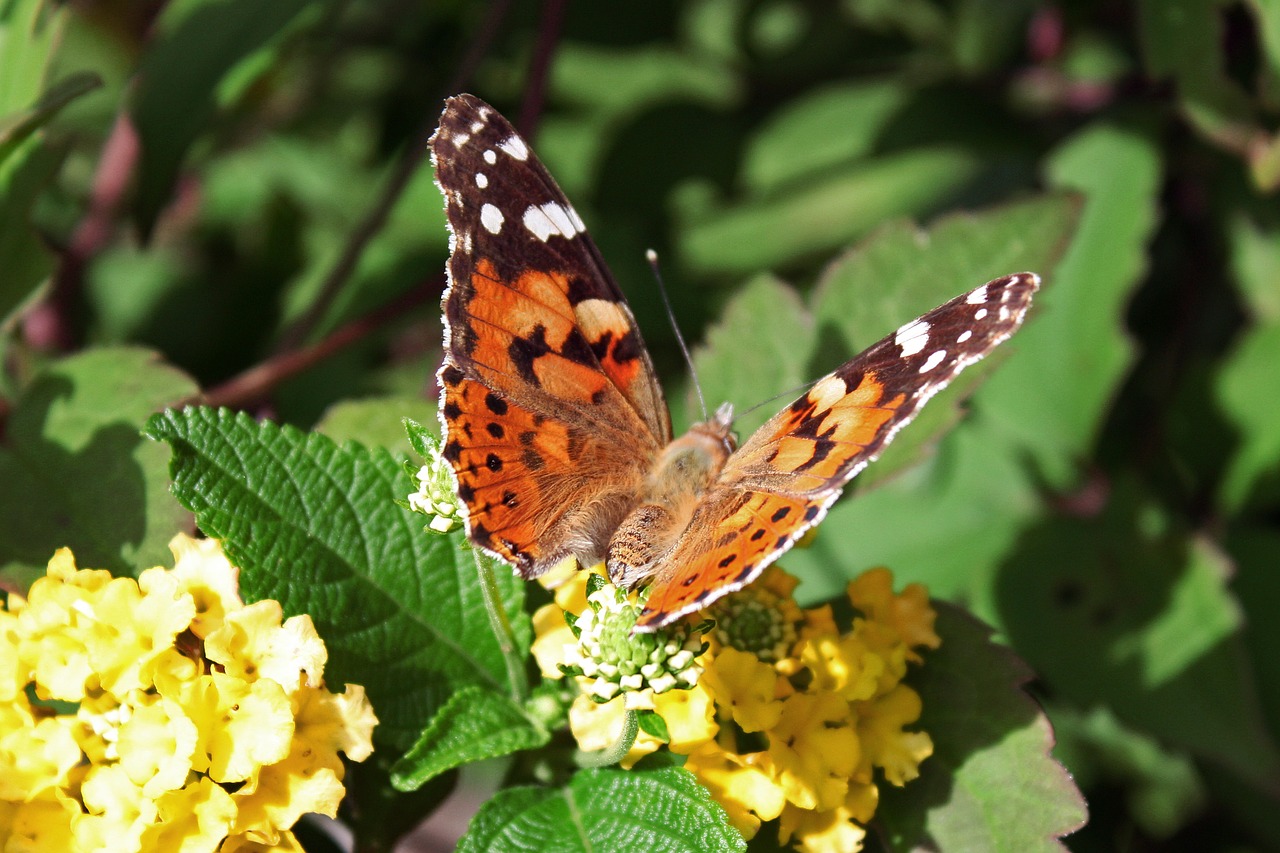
[647,249,708,421]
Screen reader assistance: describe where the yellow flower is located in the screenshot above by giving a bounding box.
[652,681,718,753]
[699,647,785,733]
[796,632,882,704]
[855,684,933,786]
[767,690,860,811]
[1,536,378,852]
[847,568,940,661]
[684,743,785,838]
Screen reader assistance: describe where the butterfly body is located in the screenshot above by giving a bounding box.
[431,94,1039,631]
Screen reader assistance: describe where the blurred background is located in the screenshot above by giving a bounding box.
[3,1,1280,850]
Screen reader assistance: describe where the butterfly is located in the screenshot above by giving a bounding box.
[431,94,1038,631]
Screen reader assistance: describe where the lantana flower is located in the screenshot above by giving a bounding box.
[533,563,940,852]
[0,534,377,853]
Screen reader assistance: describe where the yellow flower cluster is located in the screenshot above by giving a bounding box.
[533,565,940,853]
[0,535,377,853]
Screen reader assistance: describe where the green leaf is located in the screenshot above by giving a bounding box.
[997,490,1280,790]
[979,123,1161,488]
[313,396,439,460]
[686,273,816,437]
[129,0,314,237]
[1217,324,1280,512]
[0,70,101,159]
[740,79,912,194]
[1051,705,1205,839]
[144,407,531,748]
[391,685,549,791]
[877,603,1087,852]
[0,136,61,329]
[0,348,197,586]
[676,147,986,275]
[456,767,745,853]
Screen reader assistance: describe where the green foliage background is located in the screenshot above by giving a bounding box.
[3,0,1280,850]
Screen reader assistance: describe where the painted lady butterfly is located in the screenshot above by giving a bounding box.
[432,94,1038,631]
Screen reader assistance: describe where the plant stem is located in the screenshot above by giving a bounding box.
[471,546,529,703]
[577,709,639,768]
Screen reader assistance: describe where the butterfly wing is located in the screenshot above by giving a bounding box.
[636,273,1040,629]
[433,94,670,576]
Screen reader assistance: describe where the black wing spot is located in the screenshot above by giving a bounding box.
[443,441,462,463]
[522,448,546,471]
[441,365,465,387]
[508,326,552,385]
[750,528,767,541]
[486,422,505,439]
[797,437,835,472]
[502,490,519,508]
[519,430,537,446]
[774,535,789,551]
[718,554,735,568]
[682,573,702,587]
[458,483,476,503]
[611,328,642,364]
[566,276,598,306]
[442,401,462,421]
[803,505,821,522]
[770,506,792,523]
[589,330,613,362]
[484,393,508,415]
[485,453,503,472]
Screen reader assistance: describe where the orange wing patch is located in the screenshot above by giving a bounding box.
[636,490,830,630]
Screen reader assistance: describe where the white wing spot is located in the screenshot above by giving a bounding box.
[967,284,989,305]
[483,149,497,165]
[470,120,485,133]
[956,329,973,343]
[480,203,504,234]
[453,133,470,148]
[523,202,584,242]
[919,350,947,373]
[999,305,1011,321]
[974,307,988,321]
[498,135,529,161]
[894,318,930,357]
[475,172,488,188]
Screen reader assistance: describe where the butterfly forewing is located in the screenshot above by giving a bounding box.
[433,95,669,576]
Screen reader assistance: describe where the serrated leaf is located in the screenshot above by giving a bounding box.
[877,603,1087,852]
[144,407,531,748]
[0,348,197,587]
[687,273,816,438]
[391,685,549,791]
[457,767,745,853]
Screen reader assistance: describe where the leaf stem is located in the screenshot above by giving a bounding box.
[577,709,639,768]
[471,547,529,702]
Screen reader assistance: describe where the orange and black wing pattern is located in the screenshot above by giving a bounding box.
[432,94,669,575]
[637,273,1040,629]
